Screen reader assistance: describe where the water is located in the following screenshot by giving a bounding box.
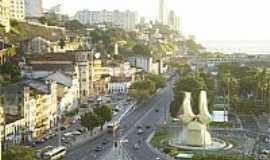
[201,40,270,55]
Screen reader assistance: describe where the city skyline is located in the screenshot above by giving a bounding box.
[43,0,270,42]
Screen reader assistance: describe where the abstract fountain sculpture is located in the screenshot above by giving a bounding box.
[170,91,229,150]
[181,91,212,147]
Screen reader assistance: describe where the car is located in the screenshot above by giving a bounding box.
[133,143,140,150]
[102,139,108,145]
[71,131,82,136]
[136,125,143,129]
[156,157,161,160]
[95,146,104,152]
[155,109,159,112]
[60,126,67,131]
[137,129,144,135]
[145,125,151,129]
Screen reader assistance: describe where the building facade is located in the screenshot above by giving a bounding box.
[168,10,180,32]
[0,0,10,32]
[20,37,51,55]
[10,0,25,20]
[159,0,168,25]
[24,0,43,18]
[74,10,138,31]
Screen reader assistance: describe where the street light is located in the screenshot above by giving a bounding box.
[0,106,4,160]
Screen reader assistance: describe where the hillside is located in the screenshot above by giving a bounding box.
[0,21,65,44]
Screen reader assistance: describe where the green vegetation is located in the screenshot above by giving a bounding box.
[210,122,233,128]
[0,61,21,84]
[192,154,254,160]
[129,73,165,102]
[81,112,99,135]
[2,145,39,160]
[81,104,113,134]
[170,69,214,117]
[64,108,79,117]
[150,129,169,148]
[132,43,151,56]
[89,24,181,60]
[184,36,205,55]
[129,80,156,102]
[94,104,113,130]
[1,20,64,44]
[217,64,270,114]
[64,20,85,31]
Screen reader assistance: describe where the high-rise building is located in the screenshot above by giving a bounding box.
[25,0,43,18]
[74,10,138,31]
[168,10,181,32]
[10,0,25,20]
[0,0,10,32]
[159,0,168,25]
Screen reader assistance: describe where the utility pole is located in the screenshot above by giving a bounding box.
[57,105,62,147]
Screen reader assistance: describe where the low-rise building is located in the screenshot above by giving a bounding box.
[20,37,51,55]
[108,77,132,95]
[25,51,93,104]
[128,56,166,75]
[1,80,58,139]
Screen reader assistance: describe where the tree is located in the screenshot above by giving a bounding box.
[64,20,85,30]
[2,145,38,160]
[129,80,156,102]
[38,16,48,25]
[132,43,151,56]
[145,73,166,89]
[170,75,209,117]
[94,105,113,130]
[81,112,98,135]
[58,38,66,49]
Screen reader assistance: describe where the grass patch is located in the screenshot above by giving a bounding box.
[210,122,233,128]
[150,129,169,148]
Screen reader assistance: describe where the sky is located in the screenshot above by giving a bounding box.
[44,0,270,42]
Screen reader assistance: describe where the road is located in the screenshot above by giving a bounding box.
[64,78,175,160]
[122,86,173,160]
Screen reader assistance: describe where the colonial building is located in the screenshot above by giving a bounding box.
[20,37,51,55]
[1,80,58,139]
[25,51,93,104]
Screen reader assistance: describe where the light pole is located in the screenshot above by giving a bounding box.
[0,106,4,160]
[57,104,62,147]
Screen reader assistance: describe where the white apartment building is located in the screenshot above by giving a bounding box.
[168,10,180,32]
[24,0,43,18]
[10,0,25,20]
[0,0,10,32]
[74,10,138,31]
[159,0,168,25]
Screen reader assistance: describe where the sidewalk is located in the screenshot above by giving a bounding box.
[69,101,137,149]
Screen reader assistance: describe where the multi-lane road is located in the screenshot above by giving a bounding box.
[65,78,175,160]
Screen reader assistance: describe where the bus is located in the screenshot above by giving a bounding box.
[107,120,120,133]
[43,146,67,160]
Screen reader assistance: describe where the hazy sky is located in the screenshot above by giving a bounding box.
[44,0,270,42]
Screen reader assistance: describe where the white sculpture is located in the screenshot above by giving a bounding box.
[180,91,213,147]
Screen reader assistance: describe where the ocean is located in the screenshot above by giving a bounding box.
[201,40,270,55]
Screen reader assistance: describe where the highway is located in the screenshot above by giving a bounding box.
[65,78,175,160]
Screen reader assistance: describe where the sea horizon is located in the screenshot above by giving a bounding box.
[201,40,270,55]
